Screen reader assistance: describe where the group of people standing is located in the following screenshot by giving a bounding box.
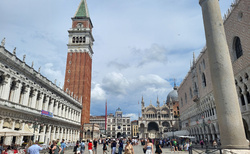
[73,138,98,154]
[102,138,134,154]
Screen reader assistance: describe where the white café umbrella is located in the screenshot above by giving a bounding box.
[0,128,33,136]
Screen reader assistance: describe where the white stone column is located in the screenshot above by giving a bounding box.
[55,127,60,140]
[12,81,22,104]
[22,86,30,106]
[51,127,56,141]
[49,99,54,113]
[60,127,64,141]
[45,126,51,145]
[0,75,11,100]
[70,129,73,142]
[58,103,62,116]
[67,129,70,141]
[0,118,4,129]
[4,120,15,145]
[37,93,44,110]
[62,105,66,117]
[243,92,249,111]
[43,96,50,111]
[199,0,248,148]
[35,124,41,141]
[68,108,71,119]
[72,111,75,121]
[30,89,38,108]
[39,125,46,143]
[17,122,25,145]
[54,101,58,115]
[65,106,68,119]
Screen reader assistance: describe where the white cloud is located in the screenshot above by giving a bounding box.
[42,63,64,87]
[102,72,129,95]
[91,83,107,101]
[123,113,138,121]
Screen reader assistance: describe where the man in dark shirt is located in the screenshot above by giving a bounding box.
[93,138,98,154]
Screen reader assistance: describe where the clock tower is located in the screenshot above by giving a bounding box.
[64,0,94,126]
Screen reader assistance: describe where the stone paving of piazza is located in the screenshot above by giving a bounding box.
[59,144,221,154]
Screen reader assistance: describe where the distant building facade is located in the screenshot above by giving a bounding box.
[82,123,100,141]
[178,0,250,142]
[89,116,105,138]
[131,120,139,138]
[106,108,131,138]
[138,86,180,139]
[0,43,82,145]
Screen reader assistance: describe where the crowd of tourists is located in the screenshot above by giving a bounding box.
[0,138,72,154]
[0,137,222,154]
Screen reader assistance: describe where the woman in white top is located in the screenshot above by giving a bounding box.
[144,138,154,154]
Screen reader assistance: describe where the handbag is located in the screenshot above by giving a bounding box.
[143,148,146,153]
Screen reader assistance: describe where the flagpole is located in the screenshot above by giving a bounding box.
[105,100,107,136]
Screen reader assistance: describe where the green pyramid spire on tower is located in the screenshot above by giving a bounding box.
[74,0,90,18]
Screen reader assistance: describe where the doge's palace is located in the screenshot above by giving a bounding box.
[0,40,82,145]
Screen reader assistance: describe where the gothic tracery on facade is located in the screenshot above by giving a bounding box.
[139,87,180,139]
[178,0,250,142]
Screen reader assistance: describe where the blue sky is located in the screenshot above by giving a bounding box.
[0,0,232,120]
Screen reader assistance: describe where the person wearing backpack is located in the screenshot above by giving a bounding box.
[80,140,86,154]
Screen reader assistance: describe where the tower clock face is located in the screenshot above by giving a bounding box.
[117,114,122,118]
[118,126,121,129]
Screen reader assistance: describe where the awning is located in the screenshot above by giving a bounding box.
[178,135,195,139]
[164,130,189,137]
[0,128,33,136]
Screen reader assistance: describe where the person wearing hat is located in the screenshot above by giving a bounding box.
[80,139,85,154]
[88,140,93,154]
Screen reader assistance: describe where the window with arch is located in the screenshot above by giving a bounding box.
[185,93,187,104]
[203,59,206,69]
[202,73,207,87]
[233,36,243,59]
[245,73,249,80]
[239,87,245,106]
[189,87,193,99]
[244,84,250,104]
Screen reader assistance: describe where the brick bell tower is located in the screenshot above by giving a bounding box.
[64,0,94,126]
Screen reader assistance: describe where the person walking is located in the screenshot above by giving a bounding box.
[144,139,153,154]
[27,140,43,154]
[80,139,86,154]
[118,139,123,154]
[49,141,54,154]
[102,140,108,154]
[88,140,93,154]
[111,140,116,154]
[0,143,3,154]
[213,140,217,148]
[93,138,97,154]
[124,140,134,154]
[52,140,62,154]
[61,139,66,154]
[200,140,204,149]
[155,140,162,154]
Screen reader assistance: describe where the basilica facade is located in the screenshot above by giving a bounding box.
[138,85,180,139]
[178,0,250,142]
